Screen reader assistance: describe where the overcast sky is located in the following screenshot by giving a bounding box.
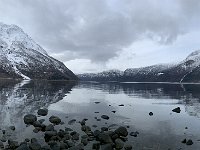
[0,0,200,73]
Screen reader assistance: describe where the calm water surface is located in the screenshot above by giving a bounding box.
[0,80,200,149]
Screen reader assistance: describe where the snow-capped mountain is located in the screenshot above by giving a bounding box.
[0,22,77,80]
[78,70,124,81]
[78,50,200,83]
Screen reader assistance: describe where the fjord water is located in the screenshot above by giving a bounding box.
[1,80,200,149]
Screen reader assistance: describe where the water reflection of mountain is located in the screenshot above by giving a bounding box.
[0,80,76,126]
[77,82,200,117]
[77,82,200,98]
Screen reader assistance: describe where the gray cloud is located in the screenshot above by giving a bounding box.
[0,0,200,62]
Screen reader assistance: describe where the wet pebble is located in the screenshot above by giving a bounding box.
[45,124,54,131]
[172,107,181,113]
[186,139,193,145]
[49,116,61,125]
[0,141,4,149]
[68,119,76,125]
[115,138,124,149]
[124,144,133,150]
[24,114,37,125]
[130,131,139,137]
[149,112,153,116]
[37,108,48,116]
[9,126,15,131]
[101,115,109,120]
[115,126,128,137]
[29,142,41,150]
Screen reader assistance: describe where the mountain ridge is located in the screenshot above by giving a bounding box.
[78,50,200,83]
[0,22,77,80]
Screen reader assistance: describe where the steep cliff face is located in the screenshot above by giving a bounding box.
[0,22,77,80]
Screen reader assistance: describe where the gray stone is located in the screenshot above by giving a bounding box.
[9,126,15,131]
[101,115,109,120]
[24,114,37,125]
[60,142,68,149]
[98,133,113,144]
[16,144,30,150]
[186,139,193,145]
[45,131,57,137]
[33,121,41,127]
[92,143,100,150]
[49,116,61,125]
[172,107,181,113]
[65,127,73,132]
[115,138,124,149]
[68,119,76,125]
[115,127,128,137]
[1,135,7,142]
[45,124,54,131]
[66,141,75,147]
[130,131,139,137]
[29,142,41,150]
[37,108,48,116]
[93,130,101,137]
[81,138,88,146]
[72,133,79,140]
[0,141,4,149]
[124,144,132,150]
[31,138,38,143]
[8,140,19,149]
[101,144,113,150]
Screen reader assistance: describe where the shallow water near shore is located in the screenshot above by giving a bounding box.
[1,80,200,149]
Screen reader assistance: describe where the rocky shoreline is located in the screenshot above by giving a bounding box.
[0,108,133,150]
[0,106,194,150]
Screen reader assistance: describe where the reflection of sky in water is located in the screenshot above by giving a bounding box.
[1,80,200,149]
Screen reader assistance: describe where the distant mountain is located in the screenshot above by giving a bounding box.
[78,70,124,81]
[78,50,200,83]
[0,22,77,80]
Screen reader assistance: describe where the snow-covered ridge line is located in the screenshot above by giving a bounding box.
[78,50,200,82]
[0,22,77,80]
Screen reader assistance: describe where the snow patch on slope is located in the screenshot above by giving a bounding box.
[0,22,47,55]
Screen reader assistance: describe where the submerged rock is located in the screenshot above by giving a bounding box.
[101,143,113,150]
[45,124,54,131]
[101,115,110,120]
[68,119,76,125]
[16,144,29,150]
[0,141,4,149]
[33,121,41,127]
[24,114,37,125]
[92,143,100,150]
[9,126,15,131]
[49,116,61,125]
[115,127,128,137]
[29,142,41,150]
[115,138,124,149]
[124,144,132,150]
[130,131,139,137]
[98,133,113,144]
[37,108,48,116]
[186,139,193,145]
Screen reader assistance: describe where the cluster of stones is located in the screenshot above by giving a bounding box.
[0,108,132,150]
